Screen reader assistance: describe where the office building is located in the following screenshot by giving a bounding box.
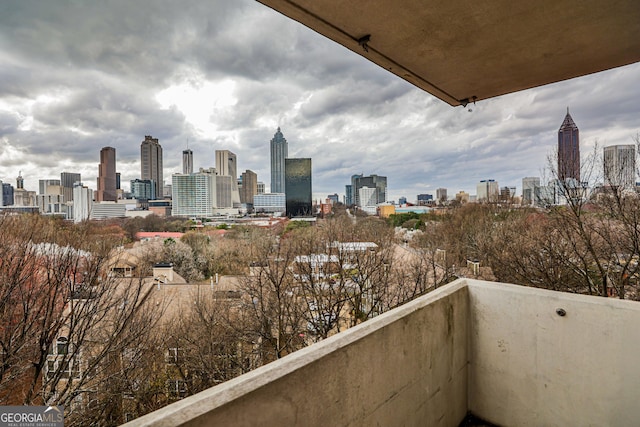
[345,184,354,206]
[183,149,193,175]
[353,174,387,207]
[558,108,580,183]
[285,158,312,217]
[257,182,266,194]
[603,144,636,190]
[2,183,13,206]
[131,179,156,201]
[240,170,258,205]
[39,179,61,195]
[215,150,241,205]
[254,193,286,214]
[522,177,541,206]
[270,128,288,194]
[476,180,499,202]
[171,168,217,218]
[141,135,163,198]
[436,188,448,203]
[61,172,81,202]
[97,147,117,202]
[73,182,93,223]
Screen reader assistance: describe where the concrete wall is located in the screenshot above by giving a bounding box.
[468,280,640,426]
[126,281,470,427]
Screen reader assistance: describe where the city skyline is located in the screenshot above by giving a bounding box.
[0,1,638,202]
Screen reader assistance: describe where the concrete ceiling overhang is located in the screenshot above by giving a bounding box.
[257,0,640,106]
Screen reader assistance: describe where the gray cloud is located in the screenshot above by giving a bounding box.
[0,0,638,202]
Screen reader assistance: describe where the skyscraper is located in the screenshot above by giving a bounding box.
[603,144,636,190]
[558,108,580,183]
[97,147,117,202]
[352,174,387,207]
[522,177,541,206]
[61,172,81,202]
[172,168,217,218]
[141,135,163,199]
[477,179,499,202]
[215,150,240,205]
[285,158,312,217]
[240,169,258,205]
[183,149,193,174]
[270,128,288,194]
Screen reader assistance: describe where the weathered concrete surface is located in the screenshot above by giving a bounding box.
[468,280,640,427]
[125,280,470,427]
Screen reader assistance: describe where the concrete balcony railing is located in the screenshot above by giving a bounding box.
[126,279,640,426]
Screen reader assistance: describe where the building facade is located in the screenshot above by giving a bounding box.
[171,169,217,218]
[522,177,541,206]
[558,108,580,183]
[73,182,93,223]
[215,150,240,205]
[603,144,636,190]
[270,128,288,194]
[182,149,193,175]
[240,170,258,205]
[141,136,163,199]
[254,193,286,214]
[285,158,312,217]
[436,188,448,203]
[352,174,387,207]
[130,179,156,201]
[476,179,499,202]
[97,147,117,202]
[61,172,81,202]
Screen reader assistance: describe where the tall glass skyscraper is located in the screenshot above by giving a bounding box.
[270,128,288,194]
[285,158,312,217]
[558,108,580,183]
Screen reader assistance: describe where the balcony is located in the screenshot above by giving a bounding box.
[125,278,640,426]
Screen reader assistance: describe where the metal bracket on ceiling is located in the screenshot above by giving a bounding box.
[357,35,371,53]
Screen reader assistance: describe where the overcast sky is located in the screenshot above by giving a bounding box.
[1,1,638,203]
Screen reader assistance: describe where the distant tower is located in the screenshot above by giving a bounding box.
[141,135,163,199]
[270,128,288,193]
[240,169,258,205]
[558,108,580,183]
[96,147,117,202]
[183,149,193,174]
[604,144,636,190]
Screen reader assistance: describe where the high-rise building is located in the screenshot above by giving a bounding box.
[603,144,636,190]
[285,158,312,217]
[353,174,387,207]
[73,182,93,223]
[215,150,240,205]
[270,128,288,194]
[97,147,117,202]
[240,170,258,205]
[257,182,265,194]
[558,108,580,183]
[2,183,13,206]
[345,184,354,206]
[39,179,61,195]
[436,188,448,203]
[141,135,163,199]
[477,179,499,202]
[522,177,541,205]
[172,168,217,218]
[61,172,81,202]
[183,149,193,175]
[130,179,156,201]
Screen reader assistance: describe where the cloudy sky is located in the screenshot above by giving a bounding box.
[1,1,638,203]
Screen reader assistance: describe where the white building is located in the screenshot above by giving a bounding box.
[73,182,93,223]
[476,179,499,203]
[254,193,286,214]
[172,169,217,218]
[603,144,636,190]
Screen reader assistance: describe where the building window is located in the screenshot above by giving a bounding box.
[56,337,69,355]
